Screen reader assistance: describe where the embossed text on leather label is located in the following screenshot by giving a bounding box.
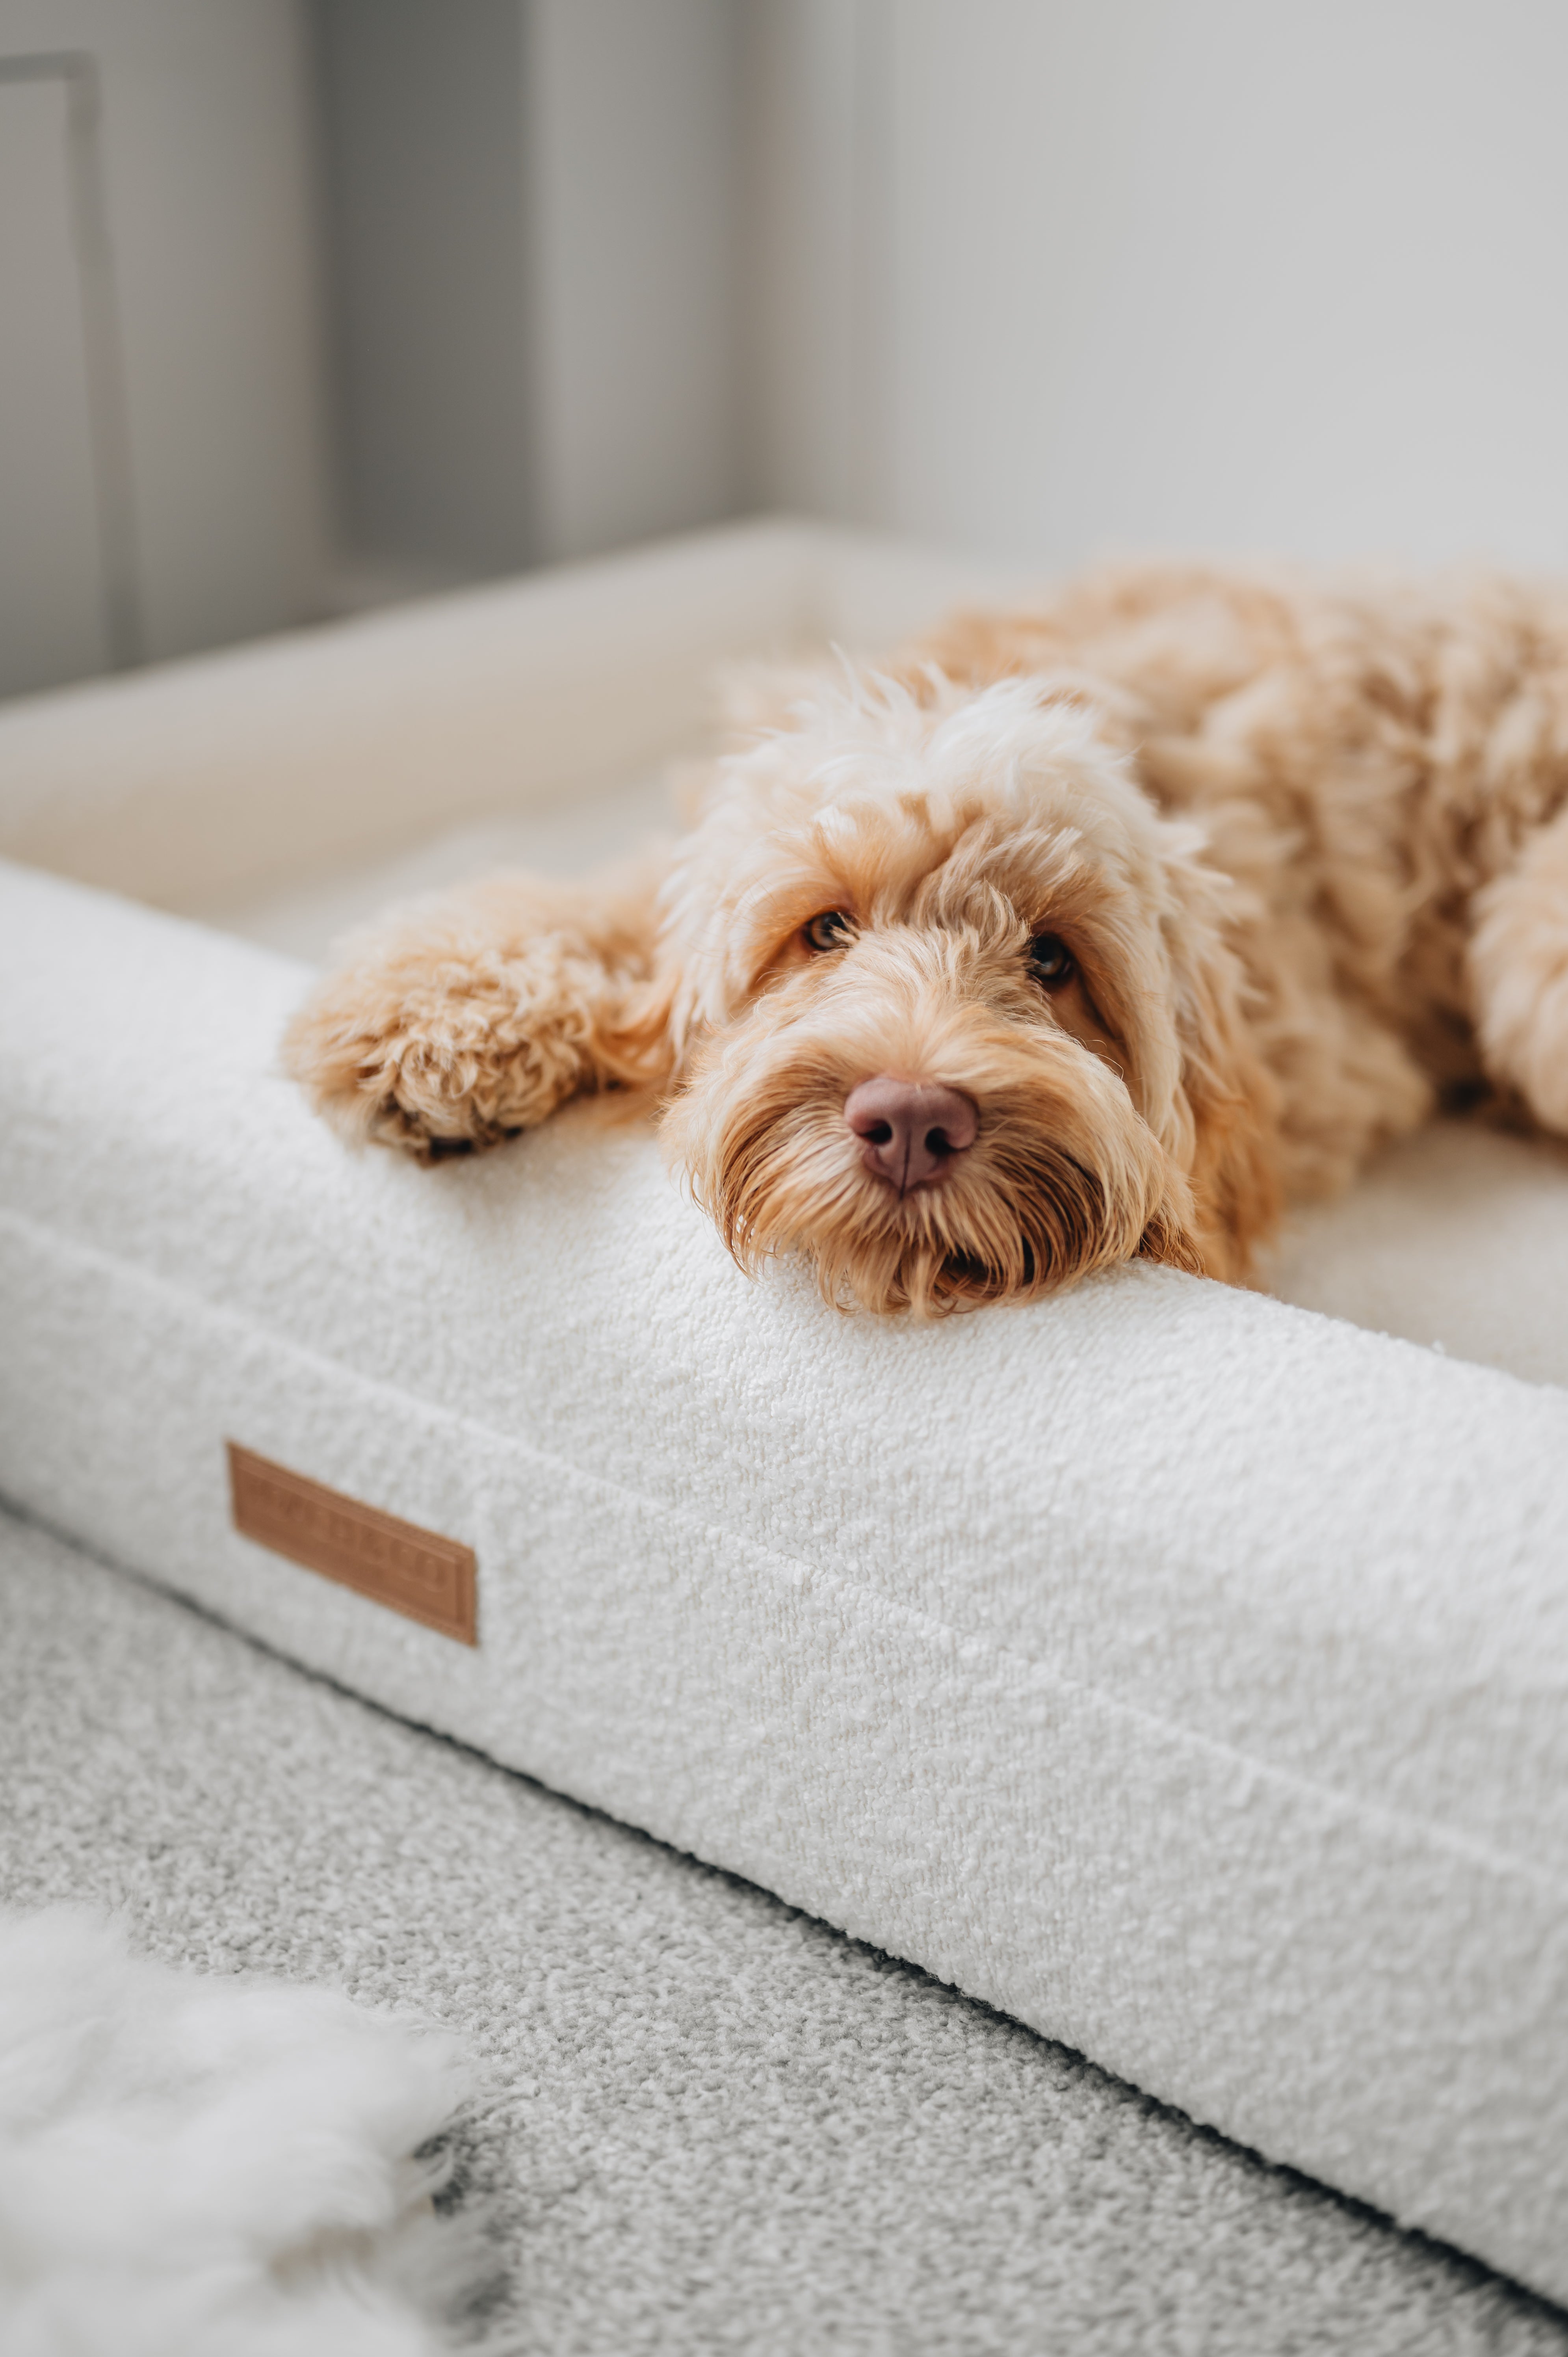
[227,1442,477,1645]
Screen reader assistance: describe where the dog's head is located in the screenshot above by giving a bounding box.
[655,671,1279,1312]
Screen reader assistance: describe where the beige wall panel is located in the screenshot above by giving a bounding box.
[0,0,330,690]
[0,72,106,693]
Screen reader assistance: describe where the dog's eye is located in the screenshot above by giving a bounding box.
[803,910,855,954]
[1029,933,1074,987]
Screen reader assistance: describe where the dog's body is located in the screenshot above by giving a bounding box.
[286,564,1568,1310]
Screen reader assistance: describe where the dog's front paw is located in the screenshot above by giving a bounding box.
[282,923,611,1157]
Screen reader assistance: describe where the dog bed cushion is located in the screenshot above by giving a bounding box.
[2,522,1567,2303]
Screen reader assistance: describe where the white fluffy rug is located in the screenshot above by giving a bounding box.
[0,1907,469,2357]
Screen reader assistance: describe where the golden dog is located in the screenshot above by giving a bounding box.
[285,565,1568,1312]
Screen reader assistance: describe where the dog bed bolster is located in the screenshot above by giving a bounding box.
[3,858,1568,2301]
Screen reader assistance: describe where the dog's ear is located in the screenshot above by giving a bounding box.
[599,964,684,1095]
[1153,848,1283,1283]
[1136,1190,1208,1275]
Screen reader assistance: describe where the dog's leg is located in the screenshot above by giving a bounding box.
[1470,803,1568,1132]
[282,860,670,1156]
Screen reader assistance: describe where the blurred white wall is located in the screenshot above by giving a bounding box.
[8,0,1568,701]
[746,0,1568,572]
[315,0,533,582]
[528,0,741,563]
[0,65,111,693]
[740,0,871,527]
[0,0,331,695]
[317,0,741,584]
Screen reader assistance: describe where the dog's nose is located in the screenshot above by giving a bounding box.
[844,1075,978,1193]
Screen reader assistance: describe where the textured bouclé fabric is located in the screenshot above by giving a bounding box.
[4,856,1568,2299]
[4,1515,1566,2357]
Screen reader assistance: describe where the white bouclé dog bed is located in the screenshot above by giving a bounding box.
[2,522,1567,2302]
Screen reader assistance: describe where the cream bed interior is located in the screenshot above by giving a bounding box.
[2,519,1567,2303]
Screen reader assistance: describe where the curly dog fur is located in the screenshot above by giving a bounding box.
[284,563,1568,1312]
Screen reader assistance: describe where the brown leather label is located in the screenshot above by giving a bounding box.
[227,1443,477,1645]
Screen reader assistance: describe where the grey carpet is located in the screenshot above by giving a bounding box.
[1,1509,1563,2357]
